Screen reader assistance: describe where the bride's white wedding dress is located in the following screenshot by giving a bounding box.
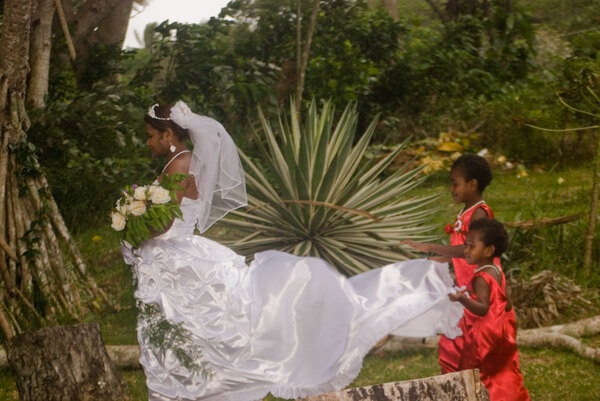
[121,198,463,401]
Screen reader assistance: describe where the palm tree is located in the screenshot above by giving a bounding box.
[223,100,439,275]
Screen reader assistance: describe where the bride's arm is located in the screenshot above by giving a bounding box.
[150,155,197,236]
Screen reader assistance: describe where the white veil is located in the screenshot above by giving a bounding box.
[169,101,247,233]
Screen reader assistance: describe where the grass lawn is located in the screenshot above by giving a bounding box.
[1,166,598,400]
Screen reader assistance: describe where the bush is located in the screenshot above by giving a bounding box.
[223,99,439,275]
[29,84,155,229]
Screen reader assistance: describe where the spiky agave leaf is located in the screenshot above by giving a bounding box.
[222,99,439,276]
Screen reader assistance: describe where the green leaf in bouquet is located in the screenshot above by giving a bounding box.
[171,204,183,220]
[160,173,188,192]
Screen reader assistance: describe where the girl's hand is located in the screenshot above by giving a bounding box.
[449,292,464,302]
[400,240,431,253]
[449,289,468,302]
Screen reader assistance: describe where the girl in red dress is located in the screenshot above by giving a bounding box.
[450,218,530,401]
[403,153,502,373]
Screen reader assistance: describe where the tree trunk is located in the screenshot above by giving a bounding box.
[382,0,399,22]
[92,0,134,49]
[300,369,490,401]
[583,132,599,276]
[7,323,128,401]
[0,0,108,339]
[66,0,133,79]
[295,0,302,106]
[295,0,320,116]
[482,0,495,47]
[0,0,33,112]
[27,0,56,109]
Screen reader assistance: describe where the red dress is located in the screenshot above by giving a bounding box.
[439,201,499,373]
[459,268,530,401]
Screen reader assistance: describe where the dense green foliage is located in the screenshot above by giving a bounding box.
[21,0,600,278]
[28,84,155,228]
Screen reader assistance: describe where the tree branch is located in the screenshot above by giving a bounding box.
[295,0,320,116]
[54,0,77,60]
[504,212,586,229]
[424,0,448,23]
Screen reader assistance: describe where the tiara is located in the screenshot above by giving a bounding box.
[147,104,171,120]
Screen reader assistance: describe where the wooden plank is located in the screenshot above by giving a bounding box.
[300,369,489,401]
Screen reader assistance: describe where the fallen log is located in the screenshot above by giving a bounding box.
[516,315,600,363]
[105,344,141,368]
[299,369,489,401]
[374,314,600,364]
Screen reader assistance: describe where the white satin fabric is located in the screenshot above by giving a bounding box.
[121,200,463,401]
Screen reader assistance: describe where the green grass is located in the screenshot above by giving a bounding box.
[413,166,592,237]
[520,345,600,401]
[1,165,599,400]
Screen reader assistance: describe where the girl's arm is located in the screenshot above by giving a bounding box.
[401,208,490,258]
[471,207,489,221]
[400,241,466,259]
[449,276,491,316]
[505,285,513,312]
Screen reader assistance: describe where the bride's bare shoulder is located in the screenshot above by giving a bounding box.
[164,153,191,175]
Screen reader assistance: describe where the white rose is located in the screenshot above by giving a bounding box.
[129,200,147,216]
[151,187,171,204]
[116,200,128,215]
[134,186,147,201]
[111,212,126,231]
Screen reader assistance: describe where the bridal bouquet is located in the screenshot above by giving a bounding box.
[111,174,186,248]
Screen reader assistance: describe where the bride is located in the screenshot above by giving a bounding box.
[121,101,464,401]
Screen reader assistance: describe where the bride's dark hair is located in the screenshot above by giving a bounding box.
[144,104,189,141]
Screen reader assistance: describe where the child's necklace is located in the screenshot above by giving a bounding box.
[451,200,486,232]
[475,264,500,274]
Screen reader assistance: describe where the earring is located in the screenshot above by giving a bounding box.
[169,141,176,153]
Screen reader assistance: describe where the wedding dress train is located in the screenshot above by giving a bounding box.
[122,198,463,401]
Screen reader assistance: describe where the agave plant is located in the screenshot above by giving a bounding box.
[222,100,439,276]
